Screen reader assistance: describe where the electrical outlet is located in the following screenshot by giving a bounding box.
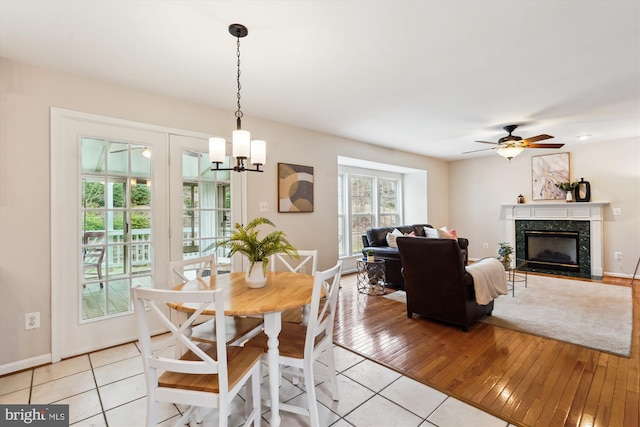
[614,252,623,261]
[483,243,489,249]
[613,208,621,216]
[259,202,268,212]
[25,312,40,330]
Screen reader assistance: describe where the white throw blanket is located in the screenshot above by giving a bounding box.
[466,258,508,305]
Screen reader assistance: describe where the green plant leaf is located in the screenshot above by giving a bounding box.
[216,217,299,270]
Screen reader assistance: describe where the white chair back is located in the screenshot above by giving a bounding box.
[305,261,342,358]
[168,254,216,285]
[271,250,318,275]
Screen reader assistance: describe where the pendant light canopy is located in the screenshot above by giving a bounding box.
[209,24,265,173]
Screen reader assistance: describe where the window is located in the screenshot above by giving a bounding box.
[338,167,402,257]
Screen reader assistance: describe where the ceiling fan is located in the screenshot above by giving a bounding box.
[109,146,151,158]
[463,124,564,160]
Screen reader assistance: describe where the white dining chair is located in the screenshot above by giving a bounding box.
[270,249,318,275]
[271,250,318,325]
[168,254,217,283]
[169,255,263,345]
[245,261,343,427]
[132,287,262,427]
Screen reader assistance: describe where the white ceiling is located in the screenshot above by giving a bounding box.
[1,0,638,160]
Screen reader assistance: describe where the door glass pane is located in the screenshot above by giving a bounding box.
[108,244,127,277]
[180,150,232,274]
[82,138,105,173]
[107,142,129,175]
[107,278,130,315]
[131,144,151,176]
[110,179,126,208]
[183,150,199,179]
[81,137,154,322]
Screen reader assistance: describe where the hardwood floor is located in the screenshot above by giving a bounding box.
[333,272,639,427]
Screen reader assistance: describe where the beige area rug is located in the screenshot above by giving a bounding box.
[383,275,633,357]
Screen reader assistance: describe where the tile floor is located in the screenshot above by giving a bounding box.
[0,340,515,427]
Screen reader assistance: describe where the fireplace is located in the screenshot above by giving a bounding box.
[515,220,591,278]
[525,230,579,272]
[503,202,607,279]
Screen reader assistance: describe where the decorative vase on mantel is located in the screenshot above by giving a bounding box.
[574,178,591,202]
[246,263,267,288]
[565,191,573,203]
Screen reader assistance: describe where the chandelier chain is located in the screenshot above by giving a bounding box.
[235,35,243,122]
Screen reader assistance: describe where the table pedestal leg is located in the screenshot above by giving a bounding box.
[264,312,282,427]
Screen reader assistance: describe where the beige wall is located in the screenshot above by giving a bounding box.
[0,58,448,368]
[449,138,640,275]
[3,56,638,371]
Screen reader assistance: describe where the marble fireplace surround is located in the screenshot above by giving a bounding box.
[501,202,608,279]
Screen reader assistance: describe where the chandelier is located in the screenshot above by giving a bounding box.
[209,24,265,173]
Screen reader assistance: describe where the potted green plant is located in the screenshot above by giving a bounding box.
[555,181,579,202]
[366,249,375,262]
[217,217,298,288]
[498,242,513,270]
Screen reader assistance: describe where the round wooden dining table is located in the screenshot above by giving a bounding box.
[168,271,314,427]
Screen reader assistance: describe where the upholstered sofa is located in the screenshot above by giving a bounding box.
[396,237,493,331]
[361,224,469,288]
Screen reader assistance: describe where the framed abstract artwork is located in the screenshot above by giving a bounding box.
[278,163,314,212]
[531,152,570,200]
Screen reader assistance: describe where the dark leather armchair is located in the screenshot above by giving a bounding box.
[397,237,493,331]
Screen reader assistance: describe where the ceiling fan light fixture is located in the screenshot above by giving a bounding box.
[496,145,524,160]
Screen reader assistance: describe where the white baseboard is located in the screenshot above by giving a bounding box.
[605,271,639,280]
[0,353,51,376]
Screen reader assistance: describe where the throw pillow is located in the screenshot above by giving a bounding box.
[385,228,404,248]
[424,226,439,238]
[404,231,416,237]
[438,226,457,240]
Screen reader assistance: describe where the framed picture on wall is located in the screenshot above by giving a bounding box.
[531,152,570,200]
[278,163,314,212]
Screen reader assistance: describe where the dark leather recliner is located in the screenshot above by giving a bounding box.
[396,236,493,331]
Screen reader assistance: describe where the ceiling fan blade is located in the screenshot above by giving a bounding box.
[462,147,496,154]
[110,147,145,153]
[522,134,553,144]
[474,140,499,145]
[525,143,565,149]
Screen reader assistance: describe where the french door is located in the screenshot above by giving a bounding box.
[168,134,243,272]
[51,111,244,361]
[51,109,170,361]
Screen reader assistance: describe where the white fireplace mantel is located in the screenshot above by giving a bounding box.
[501,202,609,278]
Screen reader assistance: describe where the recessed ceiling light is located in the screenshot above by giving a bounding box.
[576,134,591,140]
